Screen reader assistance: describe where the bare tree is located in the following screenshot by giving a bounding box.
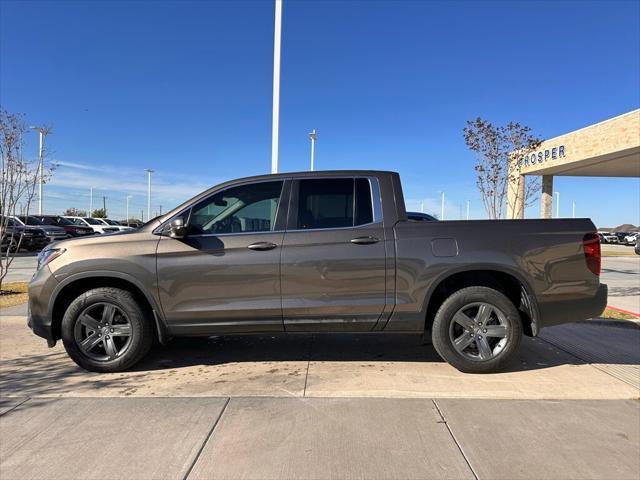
[0,108,53,292]
[63,207,87,217]
[463,118,541,219]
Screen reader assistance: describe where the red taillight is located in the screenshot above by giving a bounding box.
[583,233,601,276]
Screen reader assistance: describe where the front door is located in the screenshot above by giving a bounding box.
[281,177,388,332]
[156,180,287,335]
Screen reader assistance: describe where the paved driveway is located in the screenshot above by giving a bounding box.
[601,255,640,313]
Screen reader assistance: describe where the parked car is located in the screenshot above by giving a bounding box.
[29,171,607,374]
[121,221,143,228]
[624,233,638,245]
[15,215,68,243]
[407,212,438,222]
[33,215,97,238]
[614,232,630,243]
[1,217,49,251]
[635,242,640,255]
[63,216,120,234]
[93,218,133,231]
[598,232,618,244]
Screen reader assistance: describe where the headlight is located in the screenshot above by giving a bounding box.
[37,248,66,270]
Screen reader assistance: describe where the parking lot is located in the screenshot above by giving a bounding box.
[1,255,639,479]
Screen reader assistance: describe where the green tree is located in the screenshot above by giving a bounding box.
[91,208,107,218]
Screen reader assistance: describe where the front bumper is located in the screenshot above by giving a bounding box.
[27,265,60,347]
[538,283,608,330]
[20,236,49,250]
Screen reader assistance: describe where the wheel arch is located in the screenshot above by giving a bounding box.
[421,265,539,336]
[49,271,168,343]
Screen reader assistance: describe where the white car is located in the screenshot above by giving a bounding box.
[598,232,618,244]
[63,216,120,234]
[624,233,638,245]
[93,218,133,232]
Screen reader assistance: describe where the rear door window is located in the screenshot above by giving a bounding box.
[296,178,374,230]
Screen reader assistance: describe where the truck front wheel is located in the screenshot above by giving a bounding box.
[431,286,522,373]
[61,287,154,372]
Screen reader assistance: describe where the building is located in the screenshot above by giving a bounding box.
[507,109,640,219]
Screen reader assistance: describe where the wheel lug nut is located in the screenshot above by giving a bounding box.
[110,328,114,333]
[106,335,110,339]
[483,329,487,333]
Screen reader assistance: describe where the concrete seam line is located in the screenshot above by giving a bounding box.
[303,334,313,397]
[183,397,230,480]
[0,397,31,417]
[432,399,479,480]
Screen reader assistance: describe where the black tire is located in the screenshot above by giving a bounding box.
[431,286,522,373]
[61,287,154,372]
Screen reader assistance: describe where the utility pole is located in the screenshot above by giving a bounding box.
[309,129,317,171]
[145,169,154,221]
[126,195,132,222]
[141,209,144,222]
[271,0,282,174]
[30,126,49,215]
[159,205,162,215]
[102,196,107,216]
[440,192,445,220]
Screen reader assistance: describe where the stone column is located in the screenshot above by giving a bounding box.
[540,175,553,219]
[507,173,525,219]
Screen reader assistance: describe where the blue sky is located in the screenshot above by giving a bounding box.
[1,0,639,226]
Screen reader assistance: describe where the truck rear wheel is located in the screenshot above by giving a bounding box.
[61,287,154,372]
[431,286,522,373]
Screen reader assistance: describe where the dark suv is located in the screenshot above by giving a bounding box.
[1,217,49,251]
[34,215,96,238]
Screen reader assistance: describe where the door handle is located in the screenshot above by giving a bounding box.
[350,236,380,245]
[247,241,277,251]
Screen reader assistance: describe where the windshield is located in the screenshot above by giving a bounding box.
[54,217,74,225]
[21,216,44,225]
[105,219,121,225]
[83,217,102,225]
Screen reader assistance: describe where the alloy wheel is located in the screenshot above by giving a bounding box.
[73,302,133,361]
[448,302,509,361]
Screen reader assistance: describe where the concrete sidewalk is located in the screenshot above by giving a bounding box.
[1,396,638,480]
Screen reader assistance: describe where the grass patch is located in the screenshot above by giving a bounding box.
[0,282,29,309]
[602,307,638,320]
[601,247,637,257]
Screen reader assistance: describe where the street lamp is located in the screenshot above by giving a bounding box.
[145,169,154,221]
[309,129,317,171]
[126,195,132,222]
[271,0,283,174]
[30,126,50,215]
[89,187,94,215]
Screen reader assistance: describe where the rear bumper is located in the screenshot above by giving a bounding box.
[538,284,608,330]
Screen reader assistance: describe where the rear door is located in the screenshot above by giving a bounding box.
[281,177,388,332]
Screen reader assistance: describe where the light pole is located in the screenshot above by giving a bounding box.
[271,0,283,174]
[30,126,49,215]
[555,191,560,218]
[440,192,445,220]
[89,187,94,215]
[572,201,576,219]
[309,129,317,171]
[466,200,470,220]
[420,200,424,213]
[126,195,132,222]
[145,169,154,221]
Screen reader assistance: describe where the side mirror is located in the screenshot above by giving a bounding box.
[169,218,186,239]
